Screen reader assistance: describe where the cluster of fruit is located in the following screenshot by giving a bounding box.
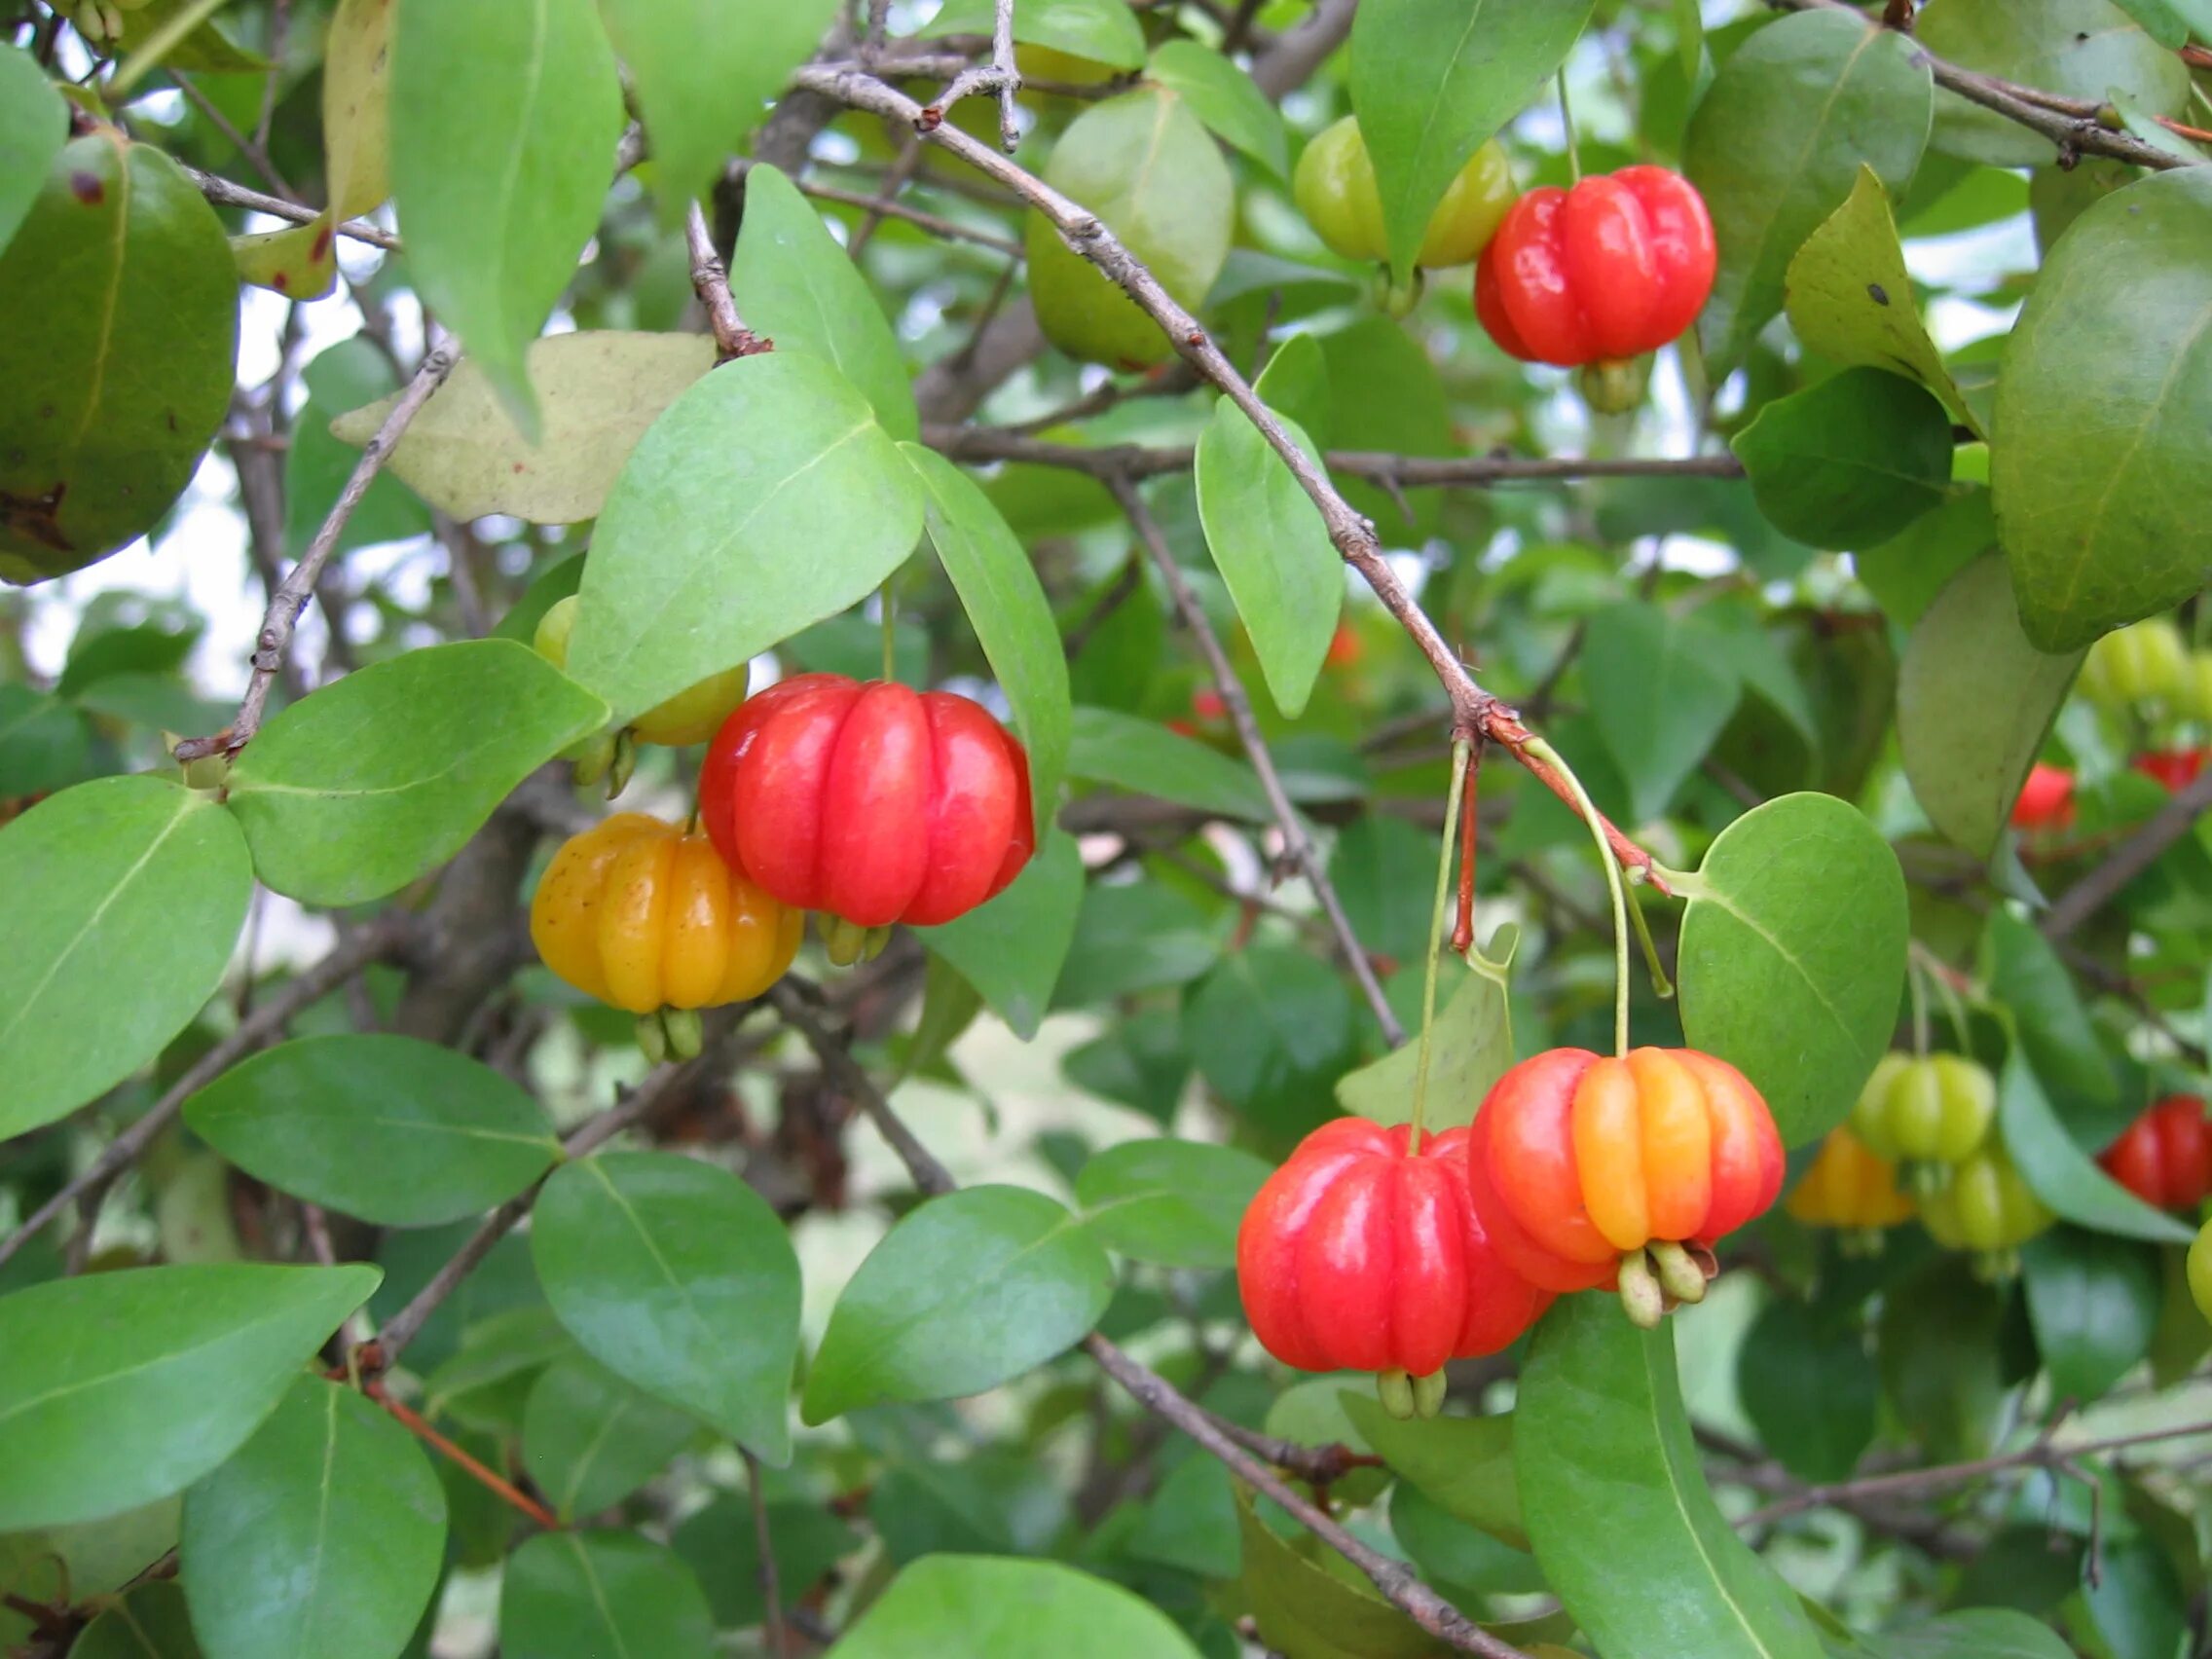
[528,598,1034,1057]
[2014,615,2211,832]
[1236,1045,1784,1418]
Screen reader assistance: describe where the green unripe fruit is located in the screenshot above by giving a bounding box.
[2189,1220,2212,1327]
[2183,652,2212,724]
[2078,616,2190,711]
[1919,1141,2052,1277]
[1293,116,1517,270]
[534,595,748,748]
[1851,1051,1995,1167]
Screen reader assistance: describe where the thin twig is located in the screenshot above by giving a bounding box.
[0,917,411,1271]
[744,1448,789,1659]
[2042,763,2212,940]
[730,157,1022,255]
[176,337,461,762]
[361,1378,560,1530]
[181,163,399,250]
[1109,474,1403,1044]
[253,0,290,149]
[683,202,772,362]
[173,70,296,200]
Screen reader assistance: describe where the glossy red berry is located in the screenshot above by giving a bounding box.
[2132,748,2211,793]
[2099,1095,2212,1212]
[699,674,1034,930]
[2010,762,2076,831]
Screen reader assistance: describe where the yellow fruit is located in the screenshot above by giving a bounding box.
[2189,1220,2212,1326]
[2079,616,2190,710]
[1293,116,1517,270]
[534,595,747,747]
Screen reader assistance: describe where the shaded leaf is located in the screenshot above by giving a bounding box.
[1184,945,1359,1143]
[288,338,431,554]
[1340,1391,1525,1551]
[1148,41,1289,175]
[1732,368,1953,549]
[1068,705,1272,822]
[1737,1299,1878,1483]
[1919,0,2188,166]
[672,1493,860,1629]
[1584,602,1743,821]
[1336,940,1517,1132]
[1074,1138,1272,1269]
[2021,1228,2160,1400]
[499,1531,715,1659]
[918,830,1085,1040]
[0,46,67,258]
[72,1584,203,1659]
[1997,1056,2194,1243]
[834,1554,1203,1657]
[520,1358,701,1521]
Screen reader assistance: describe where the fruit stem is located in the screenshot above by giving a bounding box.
[1411,739,1472,1153]
[1558,68,1582,184]
[1626,880,1673,1000]
[1908,954,1931,1058]
[880,579,899,683]
[1528,736,1630,1059]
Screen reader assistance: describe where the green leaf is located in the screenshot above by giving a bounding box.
[184,1034,562,1227]
[1348,0,1598,282]
[1784,167,1981,433]
[602,0,841,222]
[1994,167,2212,651]
[802,1186,1114,1423]
[328,333,715,526]
[1317,317,1456,537]
[499,1531,715,1659]
[1683,10,1932,369]
[0,47,66,258]
[531,1151,801,1462]
[1918,0,2189,166]
[1519,1297,1826,1659]
[564,350,925,725]
[1732,368,1953,549]
[1067,705,1272,821]
[1054,880,1231,1006]
[1863,1611,2080,1659]
[835,1554,1202,1657]
[903,444,1071,839]
[1393,1481,1547,1601]
[1330,815,1436,967]
[1736,1298,1878,1482]
[1147,41,1289,177]
[1898,553,2083,858]
[1982,909,2116,1106]
[0,776,251,1140]
[1336,940,1517,1131]
[73,1584,203,1659]
[180,1377,445,1659]
[1195,340,1343,719]
[2108,0,2194,45]
[918,830,1084,1040]
[921,0,1147,67]
[1584,601,1743,821]
[2021,1227,2160,1400]
[2084,1536,2191,1659]
[225,640,607,906]
[0,683,91,795]
[0,1264,381,1530]
[388,0,622,432]
[287,338,432,555]
[1997,1055,2195,1243]
[1124,1453,1240,1579]
[1237,1481,1439,1659]
[1677,793,1908,1146]
[1877,1256,2008,1459]
[1856,485,1995,628]
[1061,1010,1192,1124]
[672,1493,860,1628]
[0,133,238,583]
[1339,1392,1525,1550]
[521,1358,701,1521]
[1183,944,1359,1142]
[1073,1138,1272,1269]
[730,165,916,438]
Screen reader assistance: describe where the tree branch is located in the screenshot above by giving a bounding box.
[684,203,772,361]
[182,163,399,250]
[744,1448,789,1659]
[2042,762,2212,940]
[1108,474,1404,1044]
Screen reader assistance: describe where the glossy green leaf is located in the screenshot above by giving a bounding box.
[1918,0,2188,166]
[1340,1392,1525,1550]
[904,443,1071,839]
[1983,909,2116,1106]
[1898,554,2083,858]
[731,165,916,438]
[0,46,66,258]
[1784,167,1980,433]
[72,1584,203,1659]
[1732,369,1952,550]
[521,1358,700,1521]
[1677,793,1908,1146]
[1994,167,2212,651]
[1736,1299,1878,1483]
[225,640,607,905]
[1123,1452,1239,1579]
[835,1554,1202,1658]
[1997,1056,2194,1243]
[180,1377,444,1659]
[1856,486,1995,629]
[1392,1481,1547,1603]
[531,1151,801,1462]
[329,333,715,526]
[918,830,1085,1040]
[672,1493,860,1629]
[1349,0,1598,281]
[802,1186,1113,1423]
[499,1531,715,1659]
[388,0,622,431]
[2021,1228,2160,1400]
[1337,940,1517,1131]
[1067,705,1272,821]
[287,338,431,555]
[1195,339,1343,719]
[1859,1611,2079,1659]
[1073,1137,1272,1269]
[564,350,924,725]
[922,0,1148,67]
[1184,944,1359,1142]
[422,1306,578,1429]
[1147,41,1289,176]
[0,775,251,1139]
[1584,601,1743,821]
[1061,1009,1192,1123]
[0,1264,380,1530]
[184,1034,562,1226]
[0,132,238,583]
[0,684,91,796]
[1683,10,1931,368]
[1236,1481,1437,1659]
[603,0,841,222]
[1519,1297,1825,1659]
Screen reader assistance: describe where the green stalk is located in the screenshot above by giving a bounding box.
[1528,736,1630,1058]
[1409,740,1471,1151]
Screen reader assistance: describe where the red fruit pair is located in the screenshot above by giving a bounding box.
[2100,1095,2212,1212]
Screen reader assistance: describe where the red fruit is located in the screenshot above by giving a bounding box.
[1463,1048,1785,1295]
[1191,686,1229,722]
[699,674,1034,930]
[2099,1095,2212,1211]
[2132,748,2211,793]
[1325,623,1363,670]
[1236,1119,1553,1380]
[1474,167,1716,368]
[2010,762,2076,830]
